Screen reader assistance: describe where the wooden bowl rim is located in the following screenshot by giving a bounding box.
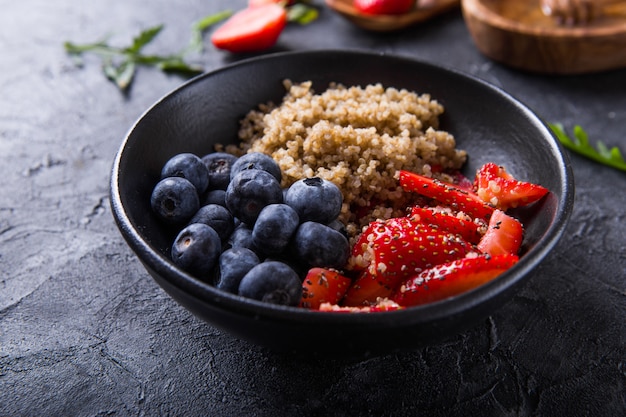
[462,0,626,39]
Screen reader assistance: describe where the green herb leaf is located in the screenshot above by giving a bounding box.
[64,39,122,63]
[64,39,109,54]
[157,59,204,76]
[103,59,136,91]
[126,25,164,54]
[64,14,227,92]
[549,123,626,172]
[287,3,319,24]
[63,6,310,93]
[193,10,233,32]
[188,10,233,53]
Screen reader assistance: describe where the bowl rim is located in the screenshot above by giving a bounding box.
[110,49,575,329]
[462,0,626,38]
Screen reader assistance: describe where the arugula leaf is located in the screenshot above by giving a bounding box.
[549,123,626,172]
[287,3,319,24]
[156,58,204,76]
[64,11,230,92]
[103,59,136,90]
[125,25,164,54]
[133,53,201,73]
[188,10,233,53]
[64,39,111,55]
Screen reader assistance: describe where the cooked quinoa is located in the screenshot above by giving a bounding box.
[223,80,467,237]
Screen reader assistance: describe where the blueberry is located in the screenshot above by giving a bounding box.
[293,221,350,270]
[263,253,308,280]
[201,152,238,191]
[327,218,349,240]
[228,223,256,251]
[226,169,283,225]
[188,204,234,242]
[171,223,221,278]
[161,153,209,194]
[215,247,260,294]
[285,177,343,224]
[238,261,302,306]
[151,177,200,224]
[202,189,227,208]
[230,152,282,184]
[252,204,299,256]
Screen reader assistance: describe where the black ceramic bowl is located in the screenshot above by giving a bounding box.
[110,50,574,355]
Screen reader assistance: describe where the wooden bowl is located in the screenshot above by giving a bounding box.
[461,0,626,74]
[325,0,460,32]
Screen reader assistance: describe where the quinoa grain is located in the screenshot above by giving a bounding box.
[226,80,467,236]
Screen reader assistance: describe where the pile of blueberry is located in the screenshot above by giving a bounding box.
[150,151,350,307]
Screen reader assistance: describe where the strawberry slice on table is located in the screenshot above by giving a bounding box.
[300,268,352,310]
[408,206,484,245]
[474,162,549,211]
[391,253,519,307]
[399,170,495,221]
[343,216,473,306]
[211,4,287,53]
[353,0,416,15]
[476,209,524,256]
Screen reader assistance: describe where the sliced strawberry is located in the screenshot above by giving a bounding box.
[399,170,495,221]
[391,253,519,307]
[300,268,352,310]
[211,4,287,53]
[450,171,475,192]
[474,162,549,211]
[408,206,484,244]
[476,209,524,256]
[340,270,387,307]
[343,216,473,306]
[353,0,416,15]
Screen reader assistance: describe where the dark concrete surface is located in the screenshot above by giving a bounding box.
[1,0,624,416]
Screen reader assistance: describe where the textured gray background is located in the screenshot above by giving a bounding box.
[1,0,624,416]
